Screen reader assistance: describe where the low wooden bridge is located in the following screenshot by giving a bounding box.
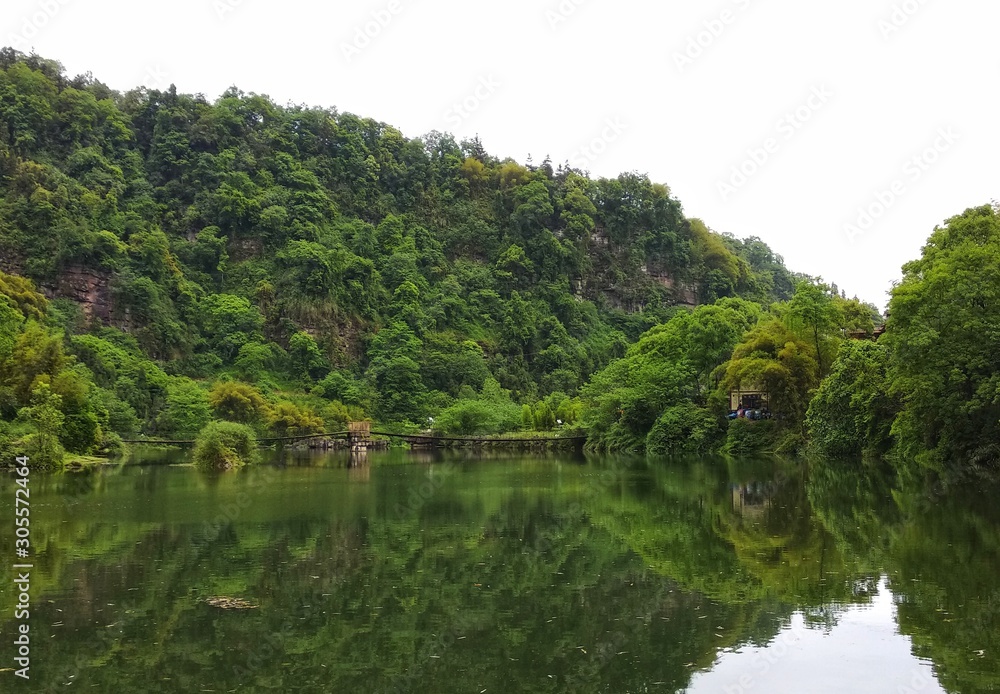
[123,422,586,451]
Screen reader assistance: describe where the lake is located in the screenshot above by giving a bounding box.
[1,449,997,693]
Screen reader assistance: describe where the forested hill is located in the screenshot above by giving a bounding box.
[0,48,806,439]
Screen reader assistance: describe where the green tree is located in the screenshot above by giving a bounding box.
[51,366,100,453]
[0,271,47,320]
[199,294,264,363]
[432,377,521,436]
[267,401,324,438]
[646,402,721,456]
[18,382,65,465]
[806,341,897,459]
[582,300,758,452]
[4,321,68,403]
[159,379,212,438]
[787,280,840,377]
[533,401,556,431]
[884,204,1000,476]
[234,342,273,382]
[208,381,270,425]
[313,371,368,409]
[288,331,328,382]
[521,403,534,430]
[721,317,818,427]
[367,321,426,423]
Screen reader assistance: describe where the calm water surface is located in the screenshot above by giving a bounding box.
[1,449,998,693]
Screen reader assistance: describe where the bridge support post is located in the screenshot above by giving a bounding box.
[347,421,372,452]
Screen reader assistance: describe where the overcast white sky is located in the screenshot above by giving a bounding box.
[4,0,997,307]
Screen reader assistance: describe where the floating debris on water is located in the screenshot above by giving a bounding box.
[205,597,258,610]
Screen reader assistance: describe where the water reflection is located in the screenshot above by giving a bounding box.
[0,451,997,692]
[686,578,945,694]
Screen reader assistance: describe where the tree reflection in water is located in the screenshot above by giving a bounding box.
[0,450,996,692]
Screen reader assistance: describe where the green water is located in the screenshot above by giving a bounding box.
[1,450,998,693]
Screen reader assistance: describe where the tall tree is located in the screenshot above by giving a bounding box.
[787,280,840,377]
[884,204,1000,476]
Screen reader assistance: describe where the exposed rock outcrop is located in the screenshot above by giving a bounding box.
[42,267,113,323]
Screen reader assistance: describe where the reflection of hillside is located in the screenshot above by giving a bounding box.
[808,462,1000,693]
[585,458,876,614]
[721,466,876,612]
[888,493,1000,694]
[0,457,778,692]
[5,454,995,692]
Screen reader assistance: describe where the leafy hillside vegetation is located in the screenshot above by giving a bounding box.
[0,49,804,458]
[1,49,994,484]
[809,204,1000,482]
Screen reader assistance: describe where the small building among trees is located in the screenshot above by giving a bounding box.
[729,384,769,411]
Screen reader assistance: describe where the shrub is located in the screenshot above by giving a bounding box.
[267,401,324,437]
[95,431,127,458]
[208,381,270,425]
[90,387,140,437]
[434,398,522,436]
[646,402,722,456]
[288,331,329,382]
[313,370,368,408]
[806,340,896,459]
[61,409,100,454]
[723,418,778,456]
[234,342,273,382]
[320,401,350,430]
[0,420,32,468]
[193,421,258,469]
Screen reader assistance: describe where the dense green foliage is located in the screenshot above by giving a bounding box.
[583,282,877,455]
[806,341,896,459]
[808,204,1000,482]
[884,204,1000,477]
[1,49,993,482]
[0,49,806,456]
[192,420,258,469]
[0,272,124,464]
[583,298,761,452]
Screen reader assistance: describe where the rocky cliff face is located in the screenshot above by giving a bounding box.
[648,272,699,306]
[44,267,113,323]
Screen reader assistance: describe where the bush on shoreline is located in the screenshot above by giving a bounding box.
[193,421,258,469]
